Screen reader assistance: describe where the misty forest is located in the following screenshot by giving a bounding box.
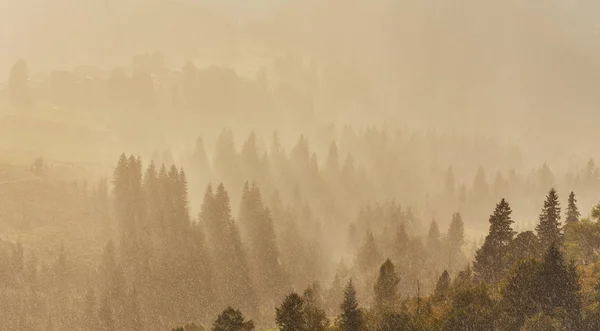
[2,1,600,331]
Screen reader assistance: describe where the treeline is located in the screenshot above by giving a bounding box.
[175,128,600,238]
[173,189,600,331]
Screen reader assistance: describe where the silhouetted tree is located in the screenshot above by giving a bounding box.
[536,188,562,252]
[339,280,363,331]
[473,198,516,283]
[434,270,451,302]
[212,307,254,331]
[374,259,399,311]
[276,293,307,331]
[565,191,580,224]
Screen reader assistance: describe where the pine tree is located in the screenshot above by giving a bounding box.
[303,284,329,331]
[536,188,563,252]
[500,258,540,330]
[433,270,451,301]
[339,280,363,331]
[448,212,465,269]
[212,307,254,331]
[473,198,516,283]
[357,231,381,274]
[427,220,441,253]
[276,293,307,331]
[565,191,580,224]
[536,244,582,329]
[374,259,399,311]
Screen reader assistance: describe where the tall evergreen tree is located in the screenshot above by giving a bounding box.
[565,191,580,224]
[276,293,307,331]
[339,280,363,331]
[536,188,563,252]
[473,198,516,283]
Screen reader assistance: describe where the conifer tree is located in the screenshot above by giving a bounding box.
[565,191,580,224]
[536,188,562,252]
[212,307,254,331]
[448,212,465,269]
[536,244,581,328]
[473,198,516,283]
[357,231,381,274]
[427,220,441,252]
[276,292,307,331]
[339,280,363,331]
[374,259,399,312]
[303,284,329,331]
[434,270,451,301]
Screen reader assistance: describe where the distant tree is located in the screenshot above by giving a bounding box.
[276,293,307,331]
[212,307,254,331]
[473,198,516,283]
[374,259,399,311]
[448,213,465,269]
[565,191,580,224]
[393,223,409,265]
[8,59,31,111]
[536,188,563,252]
[303,284,329,331]
[433,270,451,302]
[339,280,363,331]
[427,220,441,253]
[357,231,382,274]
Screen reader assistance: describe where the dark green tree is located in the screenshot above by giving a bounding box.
[377,312,415,331]
[536,188,563,252]
[507,231,540,267]
[339,279,363,331]
[565,191,580,224]
[500,258,541,330]
[536,244,581,329]
[473,198,516,283]
[276,293,307,331]
[212,307,254,331]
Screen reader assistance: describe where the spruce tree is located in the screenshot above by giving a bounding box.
[473,198,516,283]
[536,188,563,252]
[339,279,363,331]
[374,259,399,311]
[565,191,580,224]
[276,292,307,331]
[536,244,582,328]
